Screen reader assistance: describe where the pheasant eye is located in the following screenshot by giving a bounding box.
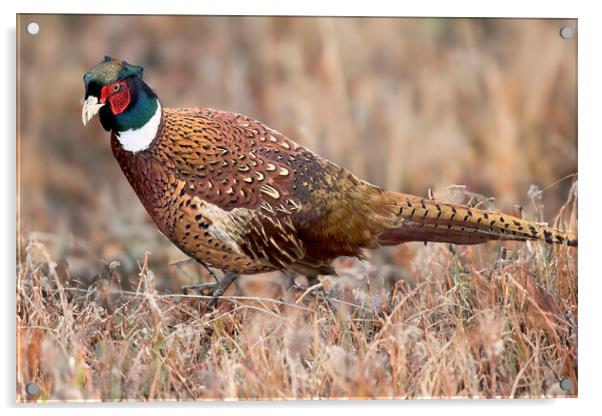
[112,83,121,92]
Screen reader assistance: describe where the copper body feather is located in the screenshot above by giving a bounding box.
[112,107,577,276]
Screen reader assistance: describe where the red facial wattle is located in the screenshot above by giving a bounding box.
[100,81,131,115]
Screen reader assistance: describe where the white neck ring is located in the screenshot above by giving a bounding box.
[116,102,162,153]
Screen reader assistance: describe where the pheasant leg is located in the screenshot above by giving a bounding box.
[181,271,239,308]
[282,270,300,291]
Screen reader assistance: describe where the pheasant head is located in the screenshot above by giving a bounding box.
[82,56,161,152]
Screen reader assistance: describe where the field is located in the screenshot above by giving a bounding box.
[16,16,577,401]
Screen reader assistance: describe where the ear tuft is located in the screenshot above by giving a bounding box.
[123,62,144,78]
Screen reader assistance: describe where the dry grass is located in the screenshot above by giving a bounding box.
[16,186,577,401]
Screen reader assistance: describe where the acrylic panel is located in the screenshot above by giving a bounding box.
[16,15,578,402]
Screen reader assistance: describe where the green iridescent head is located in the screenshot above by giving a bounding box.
[83,56,144,93]
[82,56,158,133]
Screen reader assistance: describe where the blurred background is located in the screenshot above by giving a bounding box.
[17,15,577,289]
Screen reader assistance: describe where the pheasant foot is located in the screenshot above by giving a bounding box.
[181,271,239,308]
[305,276,336,313]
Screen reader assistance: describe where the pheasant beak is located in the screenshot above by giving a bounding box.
[81,95,105,126]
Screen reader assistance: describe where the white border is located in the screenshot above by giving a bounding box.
[3,1,600,415]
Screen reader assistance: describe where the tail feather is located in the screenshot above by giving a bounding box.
[378,192,577,247]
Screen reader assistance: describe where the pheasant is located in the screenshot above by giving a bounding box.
[82,57,577,305]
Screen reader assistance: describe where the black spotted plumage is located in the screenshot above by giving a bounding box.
[111,107,391,276]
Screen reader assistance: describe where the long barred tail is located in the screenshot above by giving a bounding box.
[378,192,577,247]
